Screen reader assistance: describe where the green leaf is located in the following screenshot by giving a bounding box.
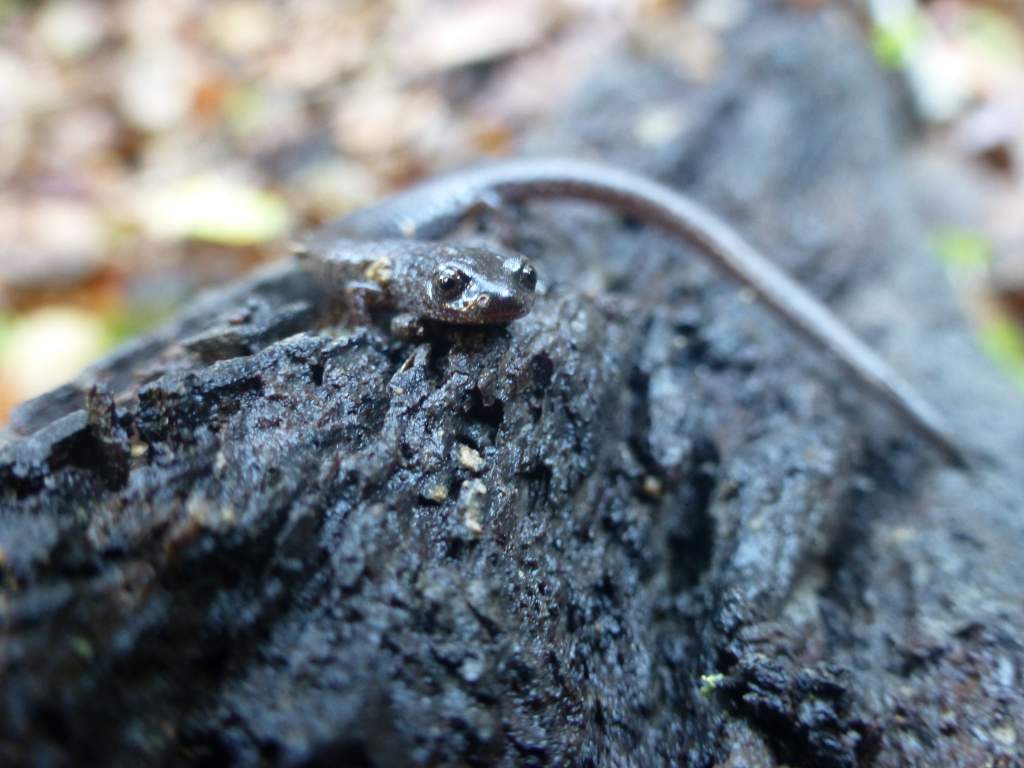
[932,229,992,271]
[103,304,175,348]
[871,11,925,70]
[980,315,1024,390]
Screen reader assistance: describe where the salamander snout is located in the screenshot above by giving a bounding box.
[427,248,537,324]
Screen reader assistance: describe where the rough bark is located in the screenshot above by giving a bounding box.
[3,6,1023,767]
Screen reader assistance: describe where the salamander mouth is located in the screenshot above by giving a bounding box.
[464,290,528,321]
[449,292,532,324]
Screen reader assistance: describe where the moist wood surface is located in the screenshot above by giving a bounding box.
[3,6,1023,767]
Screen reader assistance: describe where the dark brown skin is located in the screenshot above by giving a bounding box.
[304,156,966,466]
[296,237,537,324]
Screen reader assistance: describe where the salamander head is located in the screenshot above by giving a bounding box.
[424,245,537,324]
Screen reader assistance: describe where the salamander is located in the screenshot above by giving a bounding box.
[297,237,536,326]
[299,156,965,466]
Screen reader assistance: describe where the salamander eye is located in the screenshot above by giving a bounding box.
[516,263,537,291]
[433,265,470,302]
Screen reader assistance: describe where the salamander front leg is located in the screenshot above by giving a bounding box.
[341,280,386,327]
[390,313,427,341]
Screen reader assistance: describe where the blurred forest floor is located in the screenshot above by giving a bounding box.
[1,0,1023,422]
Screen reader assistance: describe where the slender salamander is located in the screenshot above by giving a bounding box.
[300,157,965,467]
[297,237,537,325]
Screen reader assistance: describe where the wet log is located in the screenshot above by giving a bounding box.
[3,6,1023,767]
